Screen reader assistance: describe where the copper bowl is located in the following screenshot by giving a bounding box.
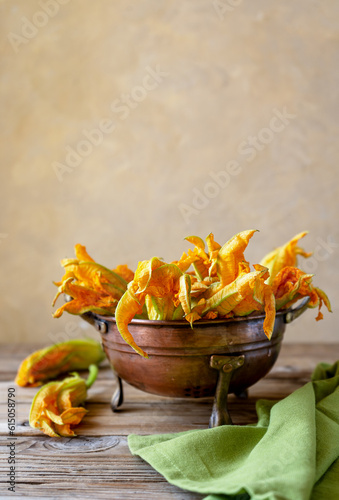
[82,298,309,426]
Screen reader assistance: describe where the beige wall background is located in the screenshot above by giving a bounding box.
[0,0,338,345]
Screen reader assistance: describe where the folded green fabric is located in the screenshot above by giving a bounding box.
[128,361,339,500]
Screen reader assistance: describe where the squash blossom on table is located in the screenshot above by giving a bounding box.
[52,231,332,358]
[15,339,105,387]
[29,364,98,437]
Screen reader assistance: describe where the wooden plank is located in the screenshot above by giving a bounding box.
[3,343,337,378]
[0,376,312,437]
[0,435,203,499]
[0,375,309,407]
[0,386,315,438]
[0,343,337,499]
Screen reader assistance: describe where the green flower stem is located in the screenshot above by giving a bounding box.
[86,364,99,389]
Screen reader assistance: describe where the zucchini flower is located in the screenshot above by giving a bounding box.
[29,364,98,437]
[15,339,105,387]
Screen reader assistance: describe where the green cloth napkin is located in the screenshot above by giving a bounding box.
[128,361,339,500]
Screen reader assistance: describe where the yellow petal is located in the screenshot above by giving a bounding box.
[185,298,206,325]
[15,339,104,387]
[172,303,184,320]
[272,267,314,310]
[61,261,127,294]
[29,374,91,438]
[115,263,183,356]
[177,274,192,316]
[231,265,270,317]
[74,244,95,262]
[260,232,311,284]
[133,257,164,293]
[55,423,76,437]
[29,380,63,431]
[140,264,183,297]
[262,287,276,339]
[192,259,209,281]
[52,300,116,319]
[271,267,331,322]
[45,408,65,425]
[206,233,222,278]
[145,294,175,321]
[202,267,265,317]
[216,230,257,286]
[204,311,218,320]
[115,286,148,358]
[52,276,119,318]
[206,233,221,256]
[39,417,60,438]
[57,377,88,410]
[53,277,101,306]
[61,258,79,267]
[190,280,209,297]
[59,407,88,425]
[171,251,197,272]
[314,287,332,313]
[185,237,210,280]
[185,235,206,250]
[202,279,243,316]
[112,264,134,283]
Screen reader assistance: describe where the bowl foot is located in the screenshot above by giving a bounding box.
[234,388,249,400]
[111,374,124,412]
[209,355,245,428]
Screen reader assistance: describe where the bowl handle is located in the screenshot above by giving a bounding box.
[284,297,310,324]
[81,312,110,334]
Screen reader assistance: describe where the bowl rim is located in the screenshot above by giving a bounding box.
[91,311,271,326]
[81,297,310,330]
[85,299,308,327]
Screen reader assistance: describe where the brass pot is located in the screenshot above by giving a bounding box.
[82,298,309,426]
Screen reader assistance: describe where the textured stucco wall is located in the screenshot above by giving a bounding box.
[1,0,338,345]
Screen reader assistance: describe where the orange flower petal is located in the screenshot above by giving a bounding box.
[133,257,164,293]
[61,261,127,294]
[115,286,147,358]
[177,274,192,316]
[262,286,276,340]
[139,264,183,298]
[29,371,95,438]
[171,251,197,272]
[206,233,221,256]
[15,340,104,387]
[145,294,175,321]
[185,235,206,251]
[112,264,134,283]
[216,230,257,286]
[260,232,311,284]
[74,244,95,262]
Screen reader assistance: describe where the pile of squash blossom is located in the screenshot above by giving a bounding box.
[52,230,331,358]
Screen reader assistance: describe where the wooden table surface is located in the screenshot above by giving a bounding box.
[1,343,338,499]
